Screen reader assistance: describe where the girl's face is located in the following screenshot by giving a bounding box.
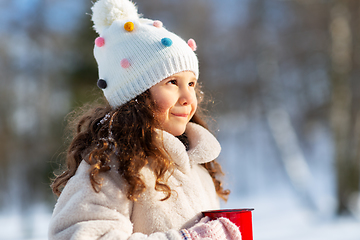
[150,71,197,136]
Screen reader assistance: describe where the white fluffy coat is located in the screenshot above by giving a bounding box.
[48,123,221,240]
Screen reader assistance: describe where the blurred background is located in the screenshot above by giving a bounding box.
[0,0,360,239]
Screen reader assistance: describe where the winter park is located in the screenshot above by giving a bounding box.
[1,0,360,239]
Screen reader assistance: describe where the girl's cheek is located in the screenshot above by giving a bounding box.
[153,104,168,120]
[157,97,172,111]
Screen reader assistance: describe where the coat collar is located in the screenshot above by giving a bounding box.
[158,122,221,173]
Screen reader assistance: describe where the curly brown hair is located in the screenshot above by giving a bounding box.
[51,89,230,201]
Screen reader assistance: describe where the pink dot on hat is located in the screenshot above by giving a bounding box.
[120,58,131,68]
[188,39,197,51]
[95,37,105,47]
[153,20,163,28]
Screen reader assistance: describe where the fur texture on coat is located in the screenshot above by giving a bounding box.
[48,122,221,240]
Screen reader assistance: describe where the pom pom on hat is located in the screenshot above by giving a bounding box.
[92,0,140,34]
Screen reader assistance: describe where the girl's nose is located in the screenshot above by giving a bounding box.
[179,89,195,106]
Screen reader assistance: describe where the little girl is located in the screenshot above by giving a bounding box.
[49,0,241,239]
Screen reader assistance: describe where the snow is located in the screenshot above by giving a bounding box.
[223,193,360,240]
[1,194,359,240]
[0,204,51,240]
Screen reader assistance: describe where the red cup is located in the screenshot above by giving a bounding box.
[202,208,254,240]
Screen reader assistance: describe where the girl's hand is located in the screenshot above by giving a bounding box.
[180,216,241,240]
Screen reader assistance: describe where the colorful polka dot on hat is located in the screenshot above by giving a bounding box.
[91,0,199,107]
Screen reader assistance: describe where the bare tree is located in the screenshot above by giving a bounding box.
[329,0,360,215]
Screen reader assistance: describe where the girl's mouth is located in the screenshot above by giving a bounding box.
[172,113,189,117]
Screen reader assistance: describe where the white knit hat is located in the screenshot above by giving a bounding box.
[91,0,199,107]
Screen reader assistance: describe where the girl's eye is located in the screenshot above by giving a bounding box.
[189,82,196,87]
[168,80,177,85]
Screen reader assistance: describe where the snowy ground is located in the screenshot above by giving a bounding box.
[224,193,360,240]
[1,194,359,240]
[0,204,51,240]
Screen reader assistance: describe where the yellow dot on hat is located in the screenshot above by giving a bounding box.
[124,22,134,32]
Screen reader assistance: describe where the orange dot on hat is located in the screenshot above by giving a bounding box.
[124,22,134,32]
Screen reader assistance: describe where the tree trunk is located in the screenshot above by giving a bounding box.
[329,0,360,215]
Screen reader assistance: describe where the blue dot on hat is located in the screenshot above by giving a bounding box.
[161,38,173,47]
